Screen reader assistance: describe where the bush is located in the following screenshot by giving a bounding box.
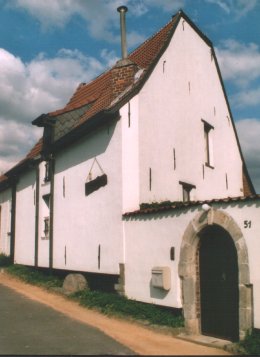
[239,329,260,355]
[73,290,184,328]
[0,253,12,267]
[6,265,63,289]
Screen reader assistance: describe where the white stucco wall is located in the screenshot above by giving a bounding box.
[15,169,36,266]
[0,187,12,255]
[37,161,50,267]
[52,119,123,274]
[137,17,243,205]
[121,96,140,212]
[124,199,260,328]
[124,208,198,308]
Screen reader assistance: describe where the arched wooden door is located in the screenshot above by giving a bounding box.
[199,225,239,341]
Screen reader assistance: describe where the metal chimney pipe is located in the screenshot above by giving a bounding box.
[117,5,128,60]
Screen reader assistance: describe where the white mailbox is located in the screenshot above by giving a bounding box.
[151,266,171,291]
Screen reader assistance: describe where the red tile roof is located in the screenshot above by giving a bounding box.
[4,138,43,176]
[123,195,260,217]
[48,14,179,125]
[25,138,43,159]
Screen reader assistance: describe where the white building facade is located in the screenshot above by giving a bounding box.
[1,10,258,342]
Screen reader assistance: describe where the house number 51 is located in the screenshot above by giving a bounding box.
[244,220,252,228]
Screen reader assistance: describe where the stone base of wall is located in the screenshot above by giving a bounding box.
[114,263,125,296]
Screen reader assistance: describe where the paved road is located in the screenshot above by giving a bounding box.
[0,284,134,355]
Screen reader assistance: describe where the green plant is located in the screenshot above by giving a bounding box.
[6,265,63,289]
[0,253,12,267]
[239,329,260,355]
[73,290,184,328]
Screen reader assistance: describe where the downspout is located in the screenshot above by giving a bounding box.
[10,179,17,263]
[34,165,40,267]
[49,156,55,269]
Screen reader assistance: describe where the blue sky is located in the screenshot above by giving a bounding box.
[0,0,260,192]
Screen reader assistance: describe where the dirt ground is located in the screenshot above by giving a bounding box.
[0,270,231,355]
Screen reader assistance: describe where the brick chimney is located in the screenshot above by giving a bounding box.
[112,6,138,99]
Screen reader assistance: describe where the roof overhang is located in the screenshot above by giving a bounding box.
[123,195,260,217]
[32,113,56,127]
[51,109,120,153]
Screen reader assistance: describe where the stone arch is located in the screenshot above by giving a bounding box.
[178,208,253,340]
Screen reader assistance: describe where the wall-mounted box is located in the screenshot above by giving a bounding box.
[151,266,171,291]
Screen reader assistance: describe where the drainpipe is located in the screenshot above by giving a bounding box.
[117,6,128,60]
[49,156,55,269]
[34,165,39,267]
[10,179,17,263]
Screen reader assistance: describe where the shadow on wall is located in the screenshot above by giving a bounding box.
[55,119,117,175]
[149,279,170,299]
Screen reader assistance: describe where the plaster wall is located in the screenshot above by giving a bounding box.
[37,161,50,267]
[138,18,243,205]
[121,96,140,213]
[124,208,198,308]
[52,119,123,274]
[15,169,36,266]
[0,188,12,255]
[124,201,260,329]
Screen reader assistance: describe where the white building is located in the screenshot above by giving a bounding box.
[0,175,12,256]
[1,9,259,342]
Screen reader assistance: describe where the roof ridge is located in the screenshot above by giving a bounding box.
[129,16,176,59]
[48,14,179,118]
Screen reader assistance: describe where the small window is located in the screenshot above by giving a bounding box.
[179,181,196,202]
[202,119,214,168]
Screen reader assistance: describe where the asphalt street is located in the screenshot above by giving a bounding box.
[0,284,134,355]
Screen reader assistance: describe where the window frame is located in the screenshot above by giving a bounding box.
[202,119,214,168]
[179,181,196,202]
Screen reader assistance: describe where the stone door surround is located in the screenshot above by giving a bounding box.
[178,208,253,340]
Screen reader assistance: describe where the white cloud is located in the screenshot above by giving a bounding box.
[139,0,185,13]
[0,48,106,122]
[0,47,112,174]
[0,118,42,173]
[236,118,260,193]
[8,0,77,29]
[206,0,257,19]
[8,0,184,49]
[8,0,144,48]
[231,87,260,108]
[206,0,230,13]
[216,40,260,87]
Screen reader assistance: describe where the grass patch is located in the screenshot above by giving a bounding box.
[6,264,63,289]
[0,253,12,267]
[73,289,184,328]
[239,329,260,355]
